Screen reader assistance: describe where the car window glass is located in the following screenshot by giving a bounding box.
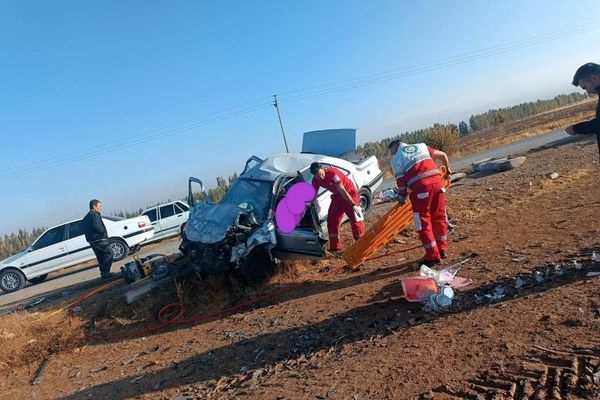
[33,226,65,250]
[144,209,157,222]
[175,202,188,213]
[220,178,272,222]
[160,205,175,219]
[68,220,85,239]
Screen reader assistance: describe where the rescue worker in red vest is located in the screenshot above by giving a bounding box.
[310,162,365,252]
[387,140,451,266]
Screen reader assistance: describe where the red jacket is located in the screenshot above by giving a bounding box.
[312,167,358,199]
[391,143,441,196]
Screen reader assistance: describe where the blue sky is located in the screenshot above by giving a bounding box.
[1,1,599,235]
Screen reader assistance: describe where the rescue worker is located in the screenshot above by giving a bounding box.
[566,62,600,159]
[387,140,451,266]
[310,162,365,252]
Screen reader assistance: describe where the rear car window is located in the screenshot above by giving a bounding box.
[143,208,158,222]
[175,202,189,212]
[67,220,85,239]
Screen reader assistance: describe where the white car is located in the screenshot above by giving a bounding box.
[181,151,383,280]
[140,200,189,244]
[0,215,154,292]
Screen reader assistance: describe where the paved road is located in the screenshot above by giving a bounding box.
[0,238,181,312]
[380,128,576,190]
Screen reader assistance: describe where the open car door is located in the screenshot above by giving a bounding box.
[271,174,326,260]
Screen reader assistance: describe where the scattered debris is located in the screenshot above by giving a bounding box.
[515,277,525,289]
[24,297,46,309]
[32,358,49,385]
[90,365,107,373]
[485,286,506,301]
[586,272,600,278]
[129,374,145,384]
[472,156,527,172]
[547,172,559,180]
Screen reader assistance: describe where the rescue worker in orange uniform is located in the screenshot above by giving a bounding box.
[388,140,451,266]
[310,162,365,252]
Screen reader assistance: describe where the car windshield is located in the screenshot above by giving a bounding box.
[219,178,273,222]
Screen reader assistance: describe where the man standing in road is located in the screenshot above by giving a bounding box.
[566,62,600,159]
[83,199,118,280]
[388,140,450,267]
[310,162,365,252]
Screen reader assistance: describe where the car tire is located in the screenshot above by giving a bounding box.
[109,238,129,261]
[234,245,275,285]
[28,273,48,285]
[180,222,187,238]
[359,188,372,214]
[0,268,26,292]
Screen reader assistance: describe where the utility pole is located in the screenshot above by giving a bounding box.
[272,94,290,153]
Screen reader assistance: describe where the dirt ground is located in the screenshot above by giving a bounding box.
[1,136,599,400]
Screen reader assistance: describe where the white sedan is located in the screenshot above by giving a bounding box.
[0,215,154,292]
[140,200,189,244]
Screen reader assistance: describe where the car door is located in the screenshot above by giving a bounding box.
[272,174,325,259]
[157,203,181,238]
[65,220,94,264]
[23,224,68,276]
[142,207,161,240]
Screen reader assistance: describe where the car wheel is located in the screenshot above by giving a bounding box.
[359,188,372,214]
[0,268,26,292]
[180,222,187,238]
[28,273,48,285]
[109,239,129,261]
[234,245,275,285]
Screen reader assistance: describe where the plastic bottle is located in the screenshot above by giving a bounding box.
[424,285,455,311]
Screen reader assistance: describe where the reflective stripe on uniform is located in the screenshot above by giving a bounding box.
[329,233,338,238]
[407,168,440,187]
[397,185,407,191]
[412,212,422,231]
[437,235,447,241]
[424,241,437,249]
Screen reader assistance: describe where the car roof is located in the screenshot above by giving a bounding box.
[35,214,127,235]
[242,153,333,181]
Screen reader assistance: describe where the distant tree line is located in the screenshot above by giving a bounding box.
[188,173,239,204]
[359,92,590,159]
[359,123,460,159]
[468,92,590,132]
[0,228,46,260]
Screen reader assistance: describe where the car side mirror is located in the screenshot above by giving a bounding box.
[27,246,34,252]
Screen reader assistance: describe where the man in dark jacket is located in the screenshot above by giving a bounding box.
[82,199,117,280]
[566,62,600,159]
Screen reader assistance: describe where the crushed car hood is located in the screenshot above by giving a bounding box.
[186,203,244,244]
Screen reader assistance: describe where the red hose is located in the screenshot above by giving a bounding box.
[84,243,421,341]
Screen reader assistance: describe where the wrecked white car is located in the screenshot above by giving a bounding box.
[179,150,383,282]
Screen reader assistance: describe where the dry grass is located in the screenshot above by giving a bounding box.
[0,311,84,373]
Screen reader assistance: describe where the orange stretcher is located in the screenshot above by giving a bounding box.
[342,166,451,268]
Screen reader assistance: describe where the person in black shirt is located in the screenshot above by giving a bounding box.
[566,62,600,159]
[82,199,117,280]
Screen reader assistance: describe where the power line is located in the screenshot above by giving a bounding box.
[1,20,599,181]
